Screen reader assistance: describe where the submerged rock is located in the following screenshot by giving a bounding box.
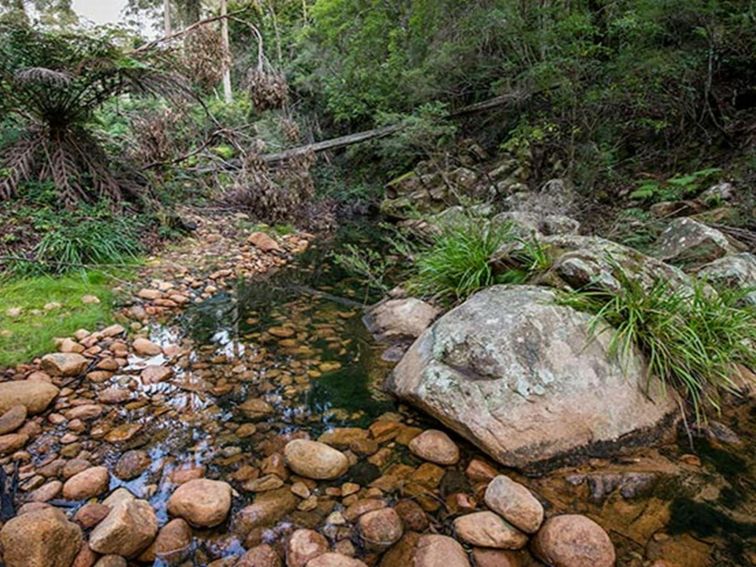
[365,298,440,342]
[386,286,676,470]
[0,507,82,567]
[284,439,349,480]
[532,514,615,567]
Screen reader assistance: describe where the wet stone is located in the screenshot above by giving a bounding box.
[286,528,329,567]
[167,478,233,528]
[453,511,528,550]
[358,507,404,551]
[0,405,27,435]
[63,466,110,500]
[115,450,152,480]
[484,475,544,534]
[408,429,460,466]
[532,514,615,567]
[284,439,350,480]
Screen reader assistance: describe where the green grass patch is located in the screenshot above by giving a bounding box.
[561,268,756,422]
[0,270,127,368]
[408,220,548,303]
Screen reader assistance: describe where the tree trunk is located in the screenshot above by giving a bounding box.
[163,0,172,36]
[220,0,233,104]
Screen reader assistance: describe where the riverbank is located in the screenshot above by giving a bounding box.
[0,212,753,567]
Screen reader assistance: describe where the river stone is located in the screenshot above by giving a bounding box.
[408,429,459,465]
[286,529,329,567]
[234,488,298,534]
[484,475,543,534]
[358,507,404,551]
[94,556,127,567]
[237,544,282,567]
[0,506,82,567]
[239,398,275,420]
[89,497,158,557]
[114,450,151,480]
[365,298,440,341]
[471,549,521,567]
[307,553,369,567]
[414,534,470,567]
[698,253,756,305]
[0,381,60,415]
[654,217,743,268]
[141,365,173,384]
[40,353,88,377]
[132,338,162,356]
[532,514,615,567]
[0,432,28,454]
[138,518,192,564]
[386,286,677,470]
[63,466,110,500]
[0,405,26,435]
[167,478,232,528]
[453,511,528,549]
[284,439,349,480]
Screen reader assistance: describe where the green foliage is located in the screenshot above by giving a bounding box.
[332,244,392,294]
[561,269,756,422]
[408,219,545,303]
[630,168,723,203]
[0,270,122,368]
[8,204,143,276]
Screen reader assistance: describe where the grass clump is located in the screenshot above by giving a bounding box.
[561,269,755,422]
[408,220,547,303]
[7,205,143,276]
[0,271,124,367]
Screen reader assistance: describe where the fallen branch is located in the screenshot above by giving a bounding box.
[132,7,252,54]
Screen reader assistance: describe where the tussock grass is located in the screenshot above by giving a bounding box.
[408,220,548,303]
[561,269,756,421]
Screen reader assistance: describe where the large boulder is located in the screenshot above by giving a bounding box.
[386,286,676,470]
[654,217,744,268]
[697,253,756,305]
[0,381,59,415]
[496,235,692,294]
[0,507,82,567]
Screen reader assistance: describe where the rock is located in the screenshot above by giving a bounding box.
[286,529,329,567]
[532,514,615,567]
[453,511,527,549]
[239,398,275,420]
[167,478,232,528]
[237,544,282,567]
[284,439,349,480]
[306,554,368,567]
[89,496,158,557]
[114,450,151,480]
[234,488,298,534]
[413,534,470,567]
[471,549,521,567]
[104,423,143,443]
[0,432,28,454]
[491,212,580,237]
[63,466,110,500]
[141,365,173,384]
[249,232,283,253]
[655,217,743,268]
[0,381,60,415]
[408,430,459,466]
[394,499,428,532]
[132,338,162,356]
[138,518,192,564]
[40,353,88,377]
[358,507,404,551]
[484,476,543,534]
[82,295,101,304]
[698,253,756,305]
[94,556,127,567]
[30,480,62,502]
[74,502,111,529]
[0,506,82,567]
[386,286,677,470]
[65,404,103,420]
[365,298,440,341]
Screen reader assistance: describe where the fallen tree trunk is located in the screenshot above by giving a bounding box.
[260,91,529,165]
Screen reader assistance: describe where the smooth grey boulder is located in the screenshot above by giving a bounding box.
[386,286,676,470]
[697,253,756,305]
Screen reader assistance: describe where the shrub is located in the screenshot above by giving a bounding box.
[561,269,756,422]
